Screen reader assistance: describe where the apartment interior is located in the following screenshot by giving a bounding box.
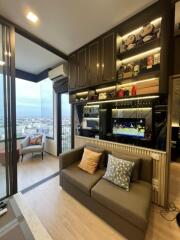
[0,0,180,240]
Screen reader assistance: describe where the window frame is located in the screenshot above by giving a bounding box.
[46,86,54,140]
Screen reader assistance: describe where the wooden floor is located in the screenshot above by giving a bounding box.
[169,162,180,208]
[18,152,59,191]
[23,162,180,240]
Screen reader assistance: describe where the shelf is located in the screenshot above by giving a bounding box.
[83,117,99,120]
[80,129,99,133]
[117,38,160,60]
[86,93,160,105]
[117,66,160,83]
[73,100,88,105]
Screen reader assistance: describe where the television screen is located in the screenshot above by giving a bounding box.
[87,120,99,129]
[112,118,145,138]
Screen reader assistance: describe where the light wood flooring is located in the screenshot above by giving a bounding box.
[18,152,59,191]
[169,162,180,208]
[23,162,180,240]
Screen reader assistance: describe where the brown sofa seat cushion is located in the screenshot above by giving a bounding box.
[91,179,152,231]
[61,162,105,195]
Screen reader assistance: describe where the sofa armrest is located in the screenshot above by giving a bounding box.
[41,134,46,150]
[59,146,84,171]
[20,136,29,150]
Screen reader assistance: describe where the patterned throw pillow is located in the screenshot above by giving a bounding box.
[103,154,135,191]
[29,135,42,145]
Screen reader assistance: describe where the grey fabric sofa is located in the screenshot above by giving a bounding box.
[19,134,46,161]
[59,145,152,240]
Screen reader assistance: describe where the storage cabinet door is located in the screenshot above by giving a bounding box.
[88,41,100,86]
[77,48,87,88]
[101,32,116,82]
[69,53,77,90]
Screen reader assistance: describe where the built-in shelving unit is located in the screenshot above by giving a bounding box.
[116,17,162,99]
[69,16,163,105]
[117,38,160,60]
[70,80,160,105]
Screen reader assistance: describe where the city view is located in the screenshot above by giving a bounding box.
[0,77,54,140]
[0,77,71,152]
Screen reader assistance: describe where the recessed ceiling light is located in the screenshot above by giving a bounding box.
[0,61,5,66]
[26,12,38,23]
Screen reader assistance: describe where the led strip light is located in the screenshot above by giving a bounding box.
[87,95,159,105]
[76,91,88,96]
[117,77,159,87]
[112,107,152,111]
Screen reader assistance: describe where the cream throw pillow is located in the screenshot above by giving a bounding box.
[78,148,102,174]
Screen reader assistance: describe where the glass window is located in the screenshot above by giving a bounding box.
[61,93,71,152]
[40,78,54,138]
[16,78,54,138]
[0,73,4,141]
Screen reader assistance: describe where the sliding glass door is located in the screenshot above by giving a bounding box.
[0,25,6,198]
[0,20,16,200]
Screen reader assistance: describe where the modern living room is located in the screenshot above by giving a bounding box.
[0,0,180,240]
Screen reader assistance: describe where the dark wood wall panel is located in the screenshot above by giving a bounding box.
[173,36,180,74]
[88,41,100,86]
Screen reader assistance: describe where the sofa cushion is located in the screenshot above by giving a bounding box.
[78,148,102,174]
[62,162,105,195]
[112,151,141,182]
[103,154,135,191]
[91,178,152,231]
[85,144,107,169]
[21,145,43,154]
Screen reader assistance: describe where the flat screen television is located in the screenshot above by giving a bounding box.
[112,118,145,138]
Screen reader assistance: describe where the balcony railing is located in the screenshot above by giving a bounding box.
[61,123,71,153]
[0,123,72,153]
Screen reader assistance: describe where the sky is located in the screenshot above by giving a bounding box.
[16,78,53,118]
[0,76,71,120]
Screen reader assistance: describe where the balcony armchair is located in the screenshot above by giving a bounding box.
[19,134,46,162]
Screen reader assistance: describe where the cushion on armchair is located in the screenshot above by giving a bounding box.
[29,135,42,145]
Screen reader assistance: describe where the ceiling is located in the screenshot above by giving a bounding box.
[0,0,157,56]
[15,33,63,74]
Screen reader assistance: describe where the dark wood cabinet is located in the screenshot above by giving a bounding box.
[68,53,77,90]
[77,48,87,88]
[101,32,116,83]
[88,40,101,86]
[68,31,116,90]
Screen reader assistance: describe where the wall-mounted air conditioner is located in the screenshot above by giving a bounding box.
[48,63,68,81]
